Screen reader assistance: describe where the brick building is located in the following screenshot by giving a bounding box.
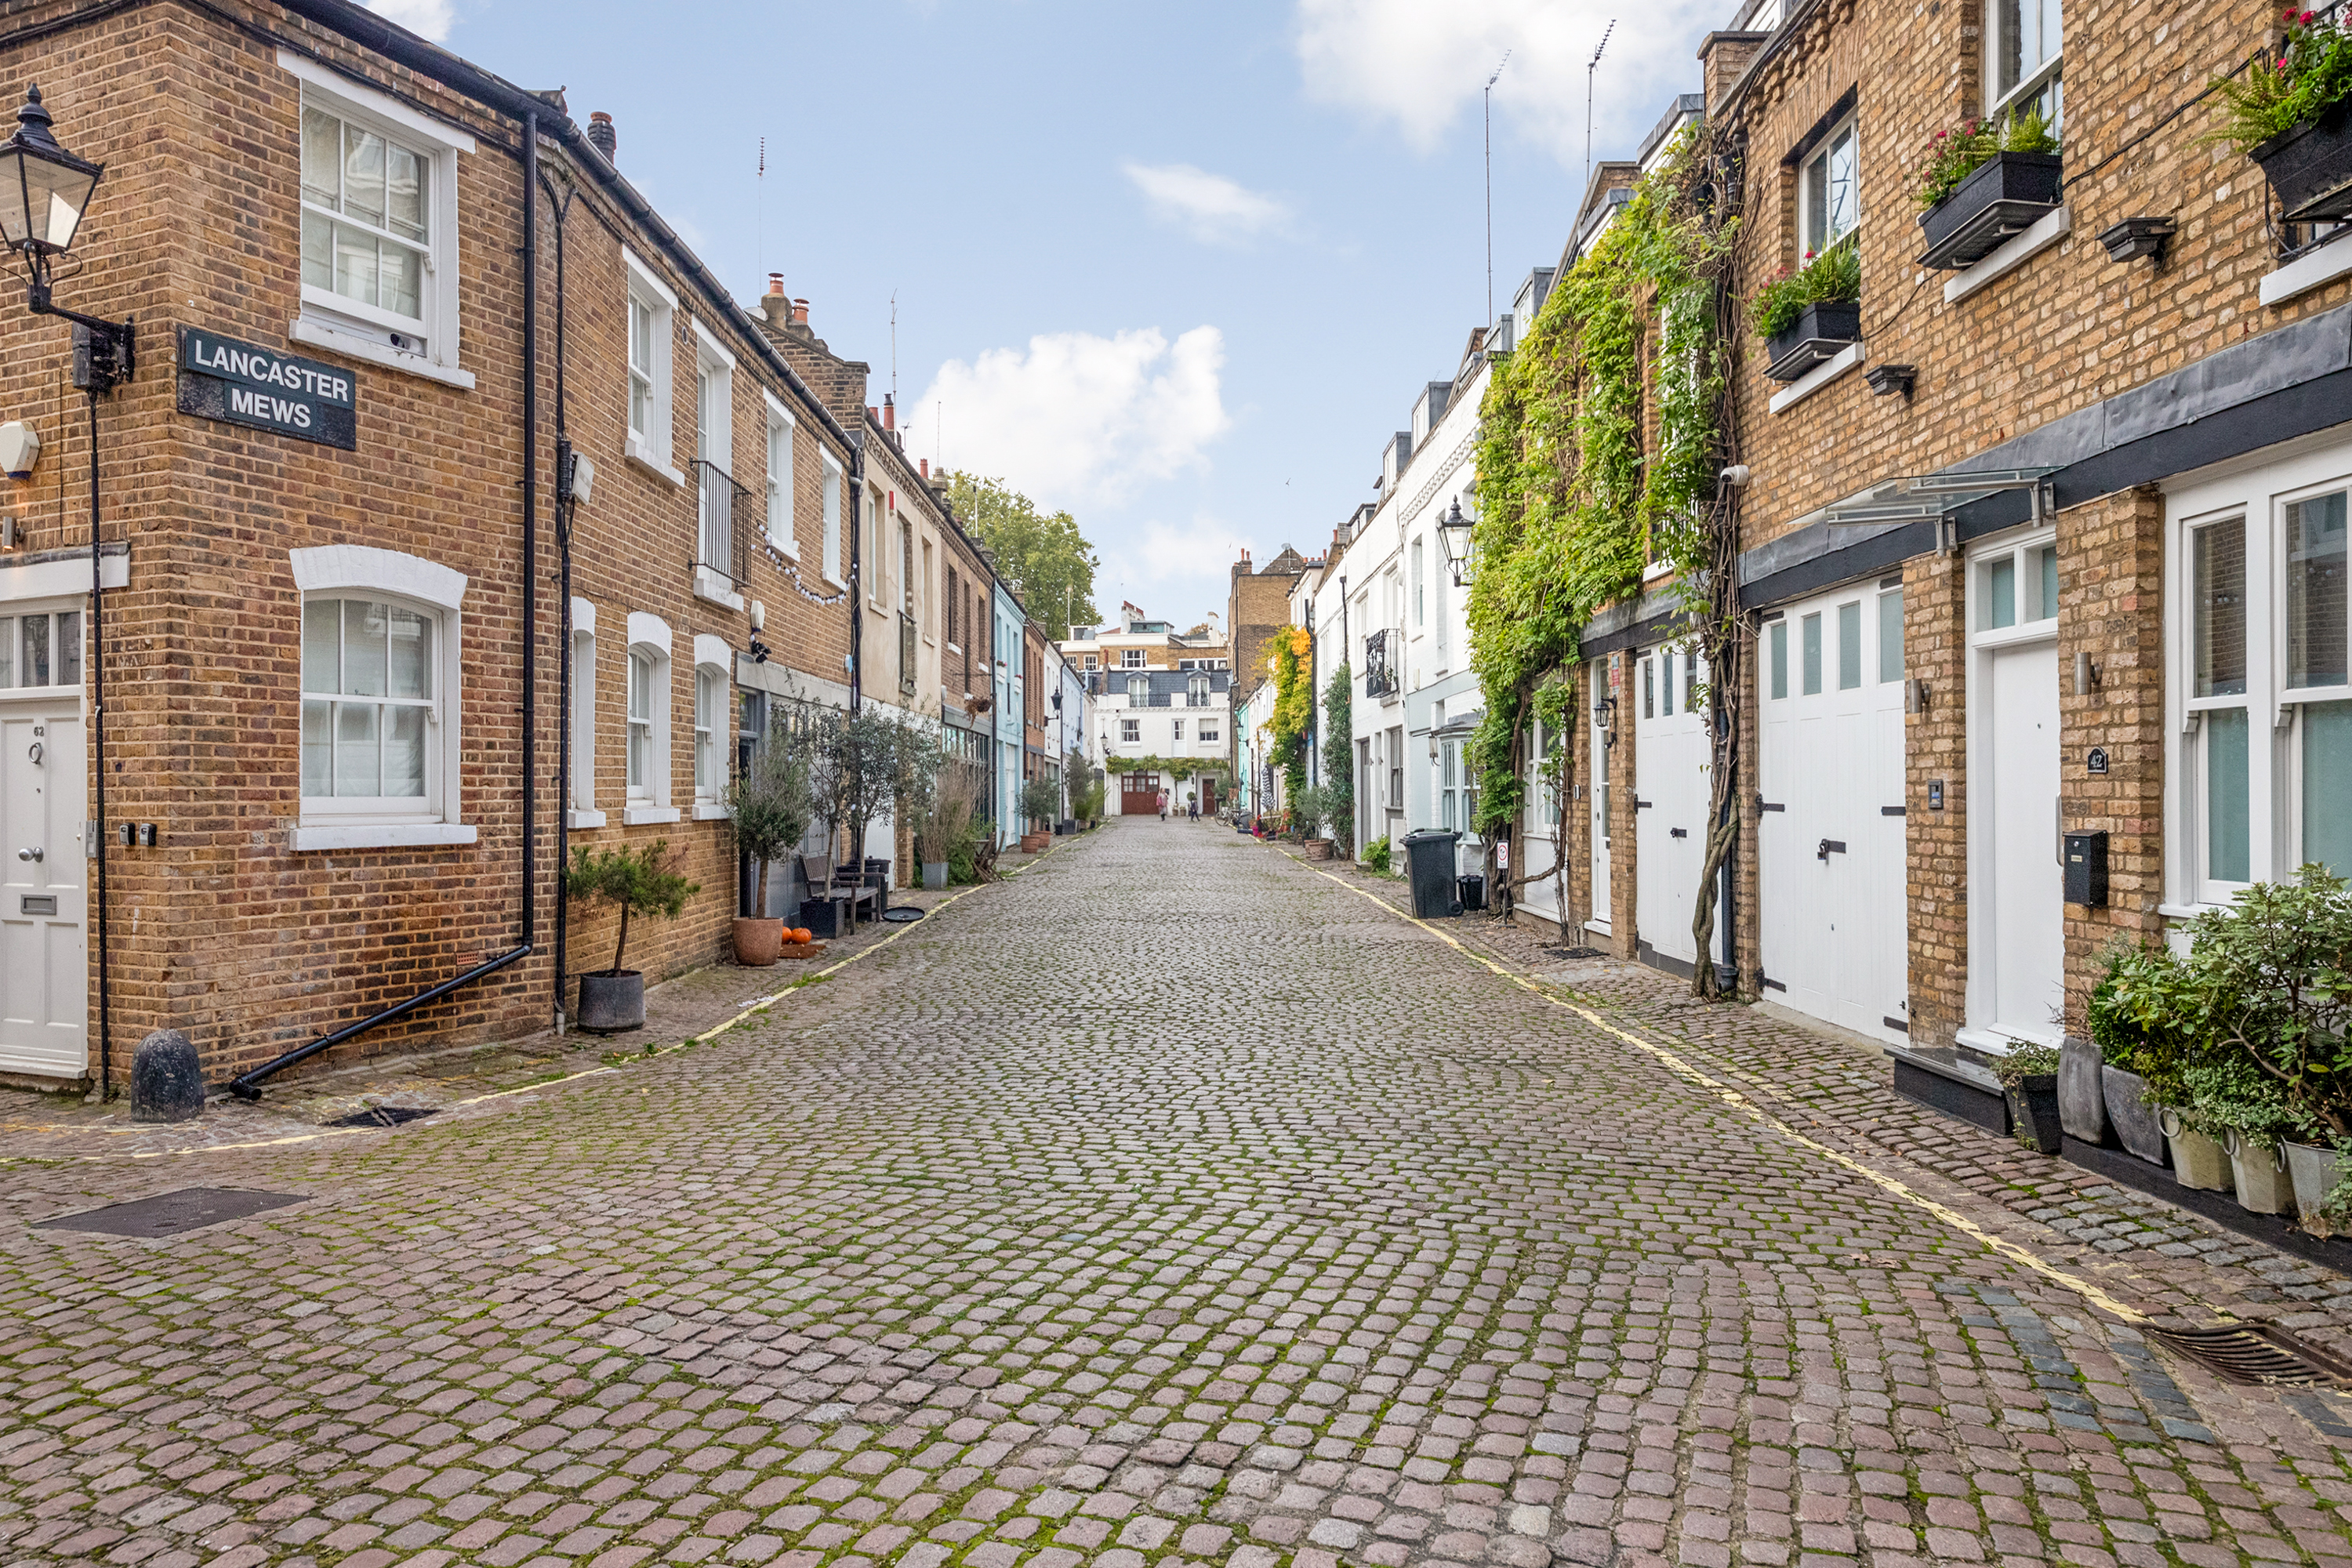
[0,0,873,1091]
[1522,0,2352,1069]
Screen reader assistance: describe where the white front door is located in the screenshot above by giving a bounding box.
[1757,583,1911,1044]
[1635,645,1712,968]
[1968,531,2066,1048]
[1591,768,1612,927]
[1,698,88,1077]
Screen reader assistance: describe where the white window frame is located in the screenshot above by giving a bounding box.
[1120,717,1140,743]
[864,492,886,611]
[1120,648,1145,670]
[822,452,845,588]
[762,394,797,557]
[1987,0,2063,124]
[287,545,471,851]
[624,611,679,824]
[693,633,731,820]
[2165,443,2352,913]
[1799,115,1859,258]
[569,598,603,829]
[0,602,84,694]
[279,52,474,390]
[1411,538,1426,628]
[1172,717,1185,742]
[1198,724,1219,744]
[622,249,682,484]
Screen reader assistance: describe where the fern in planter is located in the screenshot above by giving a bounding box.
[1749,241,1860,343]
[2205,9,2352,153]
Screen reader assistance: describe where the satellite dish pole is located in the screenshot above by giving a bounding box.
[1585,20,1616,203]
[1485,51,1510,328]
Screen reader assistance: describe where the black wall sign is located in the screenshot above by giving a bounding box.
[2087,746,2110,775]
[175,327,358,450]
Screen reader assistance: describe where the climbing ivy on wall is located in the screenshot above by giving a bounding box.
[1465,127,1736,968]
[1266,625,1316,805]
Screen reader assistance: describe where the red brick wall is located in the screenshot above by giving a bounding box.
[0,0,857,1084]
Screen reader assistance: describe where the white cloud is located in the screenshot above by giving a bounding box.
[1122,162,1290,245]
[369,0,453,41]
[1293,0,1715,167]
[909,326,1231,509]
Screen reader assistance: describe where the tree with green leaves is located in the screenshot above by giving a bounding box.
[944,473,1101,639]
[565,840,699,976]
[811,707,906,929]
[1266,626,1315,811]
[728,744,815,917]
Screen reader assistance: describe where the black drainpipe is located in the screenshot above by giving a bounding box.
[542,169,575,1029]
[231,110,542,1098]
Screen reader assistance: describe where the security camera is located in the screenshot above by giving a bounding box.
[1720,464,1751,487]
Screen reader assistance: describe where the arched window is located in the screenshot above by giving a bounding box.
[624,612,677,824]
[289,544,470,851]
[693,633,732,818]
[570,597,602,829]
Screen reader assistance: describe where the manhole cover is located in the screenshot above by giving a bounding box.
[880,907,925,923]
[325,1105,439,1128]
[1550,946,1606,960]
[34,1188,307,1239]
[2148,1323,2352,1387]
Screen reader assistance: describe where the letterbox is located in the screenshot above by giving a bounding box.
[2064,829,2109,907]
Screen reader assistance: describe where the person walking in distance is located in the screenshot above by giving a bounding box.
[1157,789,1169,822]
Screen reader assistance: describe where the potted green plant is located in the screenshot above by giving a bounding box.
[1292,783,1335,858]
[1915,109,2062,268]
[2207,9,2352,223]
[1018,778,1060,851]
[1751,241,1861,382]
[726,747,814,965]
[2086,948,2172,1165]
[919,777,973,891]
[566,840,699,1033]
[1994,1042,2063,1155]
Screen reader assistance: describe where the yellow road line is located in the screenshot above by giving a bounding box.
[1295,855,2153,1325]
[7,880,989,1165]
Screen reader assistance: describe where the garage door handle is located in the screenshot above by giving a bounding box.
[1670,827,1688,839]
[1634,798,1653,809]
[1817,838,1846,859]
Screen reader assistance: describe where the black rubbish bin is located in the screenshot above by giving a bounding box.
[1403,829,1463,918]
[1457,873,1486,912]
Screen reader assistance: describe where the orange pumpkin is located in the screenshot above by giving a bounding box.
[790,928,812,944]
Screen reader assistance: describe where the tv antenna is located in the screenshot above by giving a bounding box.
[890,291,898,405]
[1584,21,1615,201]
[1485,50,1510,328]
[756,137,765,281]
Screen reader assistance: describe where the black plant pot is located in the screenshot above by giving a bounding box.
[2252,100,2352,223]
[1916,151,2063,269]
[1764,299,1863,382]
[577,971,645,1033]
[2005,1075,2063,1155]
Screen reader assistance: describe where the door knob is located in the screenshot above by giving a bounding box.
[18,846,43,862]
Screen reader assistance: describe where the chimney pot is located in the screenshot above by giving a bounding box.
[919,459,929,480]
[586,111,616,162]
[790,298,809,326]
[765,272,785,297]
[867,406,880,425]
[883,394,895,431]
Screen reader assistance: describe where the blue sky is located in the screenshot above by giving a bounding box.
[401,0,1722,631]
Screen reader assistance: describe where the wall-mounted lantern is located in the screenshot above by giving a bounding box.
[0,420,38,477]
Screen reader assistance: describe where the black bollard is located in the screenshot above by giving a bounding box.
[130,1029,205,1123]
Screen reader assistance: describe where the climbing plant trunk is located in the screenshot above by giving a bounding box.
[1685,272,1745,1001]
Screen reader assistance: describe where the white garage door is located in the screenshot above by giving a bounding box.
[1757,579,1909,1044]
[1634,644,1713,971]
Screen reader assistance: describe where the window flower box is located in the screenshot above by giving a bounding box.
[1916,151,2063,269]
[1763,299,1861,383]
[2252,100,2352,223]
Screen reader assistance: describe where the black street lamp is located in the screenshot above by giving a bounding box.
[1437,496,1475,587]
[0,86,132,388]
[1,85,132,1099]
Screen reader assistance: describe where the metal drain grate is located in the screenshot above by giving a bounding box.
[2147,1323,2352,1388]
[34,1188,307,1239]
[326,1105,439,1128]
[1550,946,1606,960]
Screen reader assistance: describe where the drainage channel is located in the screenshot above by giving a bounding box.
[324,1105,441,1129]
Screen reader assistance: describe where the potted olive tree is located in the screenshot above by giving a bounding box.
[1018,778,1059,851]
[727,746,815,965]
[567,840,699,1032]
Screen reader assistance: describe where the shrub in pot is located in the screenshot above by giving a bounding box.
[727,746,815,964]
[1994,1042,2063,1155]
[566,840,699,1033]
[2205,9,2352,222]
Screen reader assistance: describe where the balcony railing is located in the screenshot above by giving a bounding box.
[1365,628,1400,699]
[899,612,918,697]
[693,459,753,588]
[1185,692,1212,707]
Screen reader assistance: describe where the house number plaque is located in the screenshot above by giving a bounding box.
[2086,747,2110,775]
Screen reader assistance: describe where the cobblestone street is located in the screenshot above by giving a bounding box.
[13,820,2352,1568]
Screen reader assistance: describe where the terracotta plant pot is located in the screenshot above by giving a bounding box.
[2284,1140,2349,1237]
[2158,1110,2233,1192]
[576,971,644,1033]
[1305,839,1334,861]
[2224,1130,2293,1215]
[2101,1064,2167,1164]
[732,916,784,967]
